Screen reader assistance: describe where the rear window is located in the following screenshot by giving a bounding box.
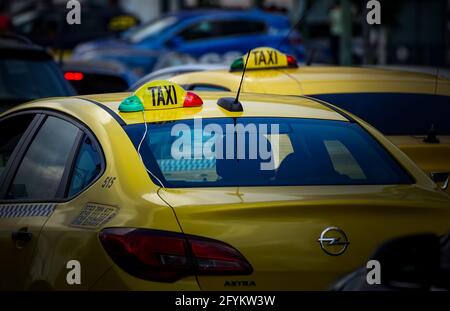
[186,84,230,92]
[309,93,450,135]
[125,118,412,188]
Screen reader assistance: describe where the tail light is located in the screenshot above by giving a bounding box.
[99,228,252,282]
[64,72,84,81]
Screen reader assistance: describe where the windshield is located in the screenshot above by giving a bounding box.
[123,16,178,44]
[0,58,72,105]
[125,117,412,188]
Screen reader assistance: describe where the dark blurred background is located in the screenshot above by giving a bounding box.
[1,0,447,67]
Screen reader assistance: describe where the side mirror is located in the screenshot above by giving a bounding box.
[165,36,184,48]
[430,172,449,190]
[370,233,440,289]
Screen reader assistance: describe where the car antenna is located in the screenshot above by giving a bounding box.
[216,49,251,112]
[234,49,251,104]
[216,50,251,161]
[424,123,440,144]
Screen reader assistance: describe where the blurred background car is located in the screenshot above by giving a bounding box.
[0,34,75,113]
[331,233,450,291]
[0,0,449,95]
[72,9,305,76]
[9,0,139,53]
[62,59,138,94]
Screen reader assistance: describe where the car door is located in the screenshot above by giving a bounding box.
[0,112,82,290]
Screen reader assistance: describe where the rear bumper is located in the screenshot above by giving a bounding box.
[90,264,201,290]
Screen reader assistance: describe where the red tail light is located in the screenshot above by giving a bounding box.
[64,72,84,81]
[99,228,252,282]
[190,238,252,274]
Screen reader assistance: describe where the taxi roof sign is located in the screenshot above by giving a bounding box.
[118,95,144,112]
[119,80,202,112]
[230,47,298,72]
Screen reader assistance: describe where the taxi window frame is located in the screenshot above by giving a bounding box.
[0,109,106,204]
[64,132,104,198]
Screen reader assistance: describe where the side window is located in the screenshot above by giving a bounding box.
[220,20,266,36]
[68,135,102,196]
[179,20,218,41]
[179,20,266,42]
[7,116,80,200]
[0,114,35,180]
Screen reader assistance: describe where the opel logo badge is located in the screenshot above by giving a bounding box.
[318,227,350,256]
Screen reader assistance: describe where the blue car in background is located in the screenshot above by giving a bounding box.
[72,10,304,77]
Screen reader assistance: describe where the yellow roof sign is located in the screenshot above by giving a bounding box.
[230,47,298,71]
[119,80,203,112]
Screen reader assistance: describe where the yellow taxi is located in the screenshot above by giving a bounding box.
[165,47,450,191]
[0,80,449,290]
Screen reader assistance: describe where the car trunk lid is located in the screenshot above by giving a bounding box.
[159,185,450,290]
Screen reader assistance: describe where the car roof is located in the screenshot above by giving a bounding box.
[131,64,228,90]
[168,66,450,96]
[279,66,447,83]
[0,36,49,55]
[169,9,287,21]
[5,91,349,125]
